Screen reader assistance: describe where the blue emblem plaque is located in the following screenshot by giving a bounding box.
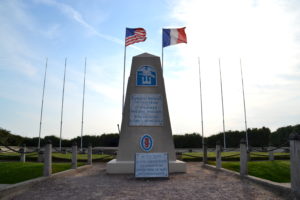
[140,134,153,152]
[136,65,157,86]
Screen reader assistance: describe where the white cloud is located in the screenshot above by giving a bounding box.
[43,24,61,39]
[0,1,40,77]
[166,0,300,135]
[35,0,144,51]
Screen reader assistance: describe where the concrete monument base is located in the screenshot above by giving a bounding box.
[106,159,186,174]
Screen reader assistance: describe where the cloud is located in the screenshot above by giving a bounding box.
[165,0,300,134]
[43,24,61,39]
[34,0,144,51]
[0,0,40,77]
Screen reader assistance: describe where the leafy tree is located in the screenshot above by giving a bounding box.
[205,127,271,148]
[1,124,300,148]
[173,133,203,148]
[269,124,300,146]
[0,128,24,146]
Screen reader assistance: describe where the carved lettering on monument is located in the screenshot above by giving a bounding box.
[129,94,163,126]
[135,153,169,178]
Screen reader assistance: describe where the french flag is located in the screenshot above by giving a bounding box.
[163,27,187,48]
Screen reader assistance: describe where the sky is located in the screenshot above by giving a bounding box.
[0,0,300,139]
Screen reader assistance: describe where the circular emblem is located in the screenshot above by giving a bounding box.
[140,134,153,152]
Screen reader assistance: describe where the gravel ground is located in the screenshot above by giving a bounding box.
[7,162,293,200]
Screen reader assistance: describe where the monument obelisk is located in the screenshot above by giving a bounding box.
[107,53,186,174]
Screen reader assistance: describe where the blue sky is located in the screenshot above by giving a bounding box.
[1,0,300,139]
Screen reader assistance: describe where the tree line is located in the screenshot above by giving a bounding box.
[1,124,299,148]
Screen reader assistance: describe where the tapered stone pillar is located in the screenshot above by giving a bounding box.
[107,53,186,174]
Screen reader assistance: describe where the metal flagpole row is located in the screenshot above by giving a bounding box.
[59,58,67,152]
[240,58,249,149]
[38,58,48,150]
[197,57,204,148]
[218,58,226,149]
[80,57,87,152]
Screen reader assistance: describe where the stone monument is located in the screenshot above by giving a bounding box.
[106,53,186,174]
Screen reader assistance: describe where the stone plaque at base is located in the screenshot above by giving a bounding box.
[135,153,169,178]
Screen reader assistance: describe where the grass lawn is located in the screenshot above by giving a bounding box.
[51,152,113,160]
[0,152,114,161]
[207,160,291,183]
[0,162,85,184]
[181,152,289,161]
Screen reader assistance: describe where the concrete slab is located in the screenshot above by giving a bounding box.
[107,159,186,174]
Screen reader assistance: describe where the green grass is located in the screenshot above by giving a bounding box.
[180,152,290,161]
[0,162,85,184]
[0,152,114,161]
[51,152,113,160]
[207,160,291,183]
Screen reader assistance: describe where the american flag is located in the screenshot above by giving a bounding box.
[125,28,146,46]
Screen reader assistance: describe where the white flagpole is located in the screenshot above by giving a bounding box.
[122,45,127,115]
[162,29,164,73]
[198,57,204,148]
[240,58,249,149]
[218,58,226,149]
[80,57,87,152]
[59,58,67,151]
[162,47,164,72]
[38,58,48,150]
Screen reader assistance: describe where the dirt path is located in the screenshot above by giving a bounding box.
[7,163,292,200]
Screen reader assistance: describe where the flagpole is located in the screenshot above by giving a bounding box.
[122,44,127,115]
[162,29,164,73]
[59,58,67,152]
[80,57,87,152]
[218,58,226,149]
[198,57,204,149]
[161,47,164,72]
[240,58,249,149]
[162,47,164,73]
[38,58,48,150]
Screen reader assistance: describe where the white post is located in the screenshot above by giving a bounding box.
[88,145,92,165]
[216,141,222,169]
[240,139,248,176]
[72,142,78,169]
[290,132,300,198]
[268,147,274,161]
[20,144,26,163]
[43,141,52,176]
[38,150,44,162]
[203,143,207,165]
